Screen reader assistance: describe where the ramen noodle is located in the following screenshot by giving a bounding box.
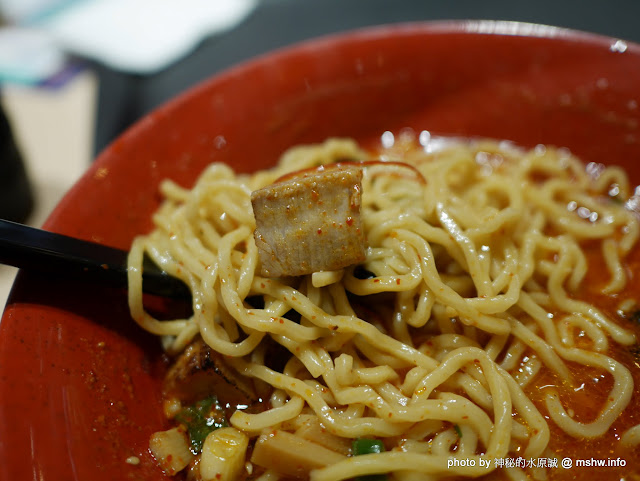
[128,134,640,481]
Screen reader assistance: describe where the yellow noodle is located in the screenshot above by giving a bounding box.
[620,424,640,447]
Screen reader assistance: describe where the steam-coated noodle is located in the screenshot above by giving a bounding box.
[128,135,640,480]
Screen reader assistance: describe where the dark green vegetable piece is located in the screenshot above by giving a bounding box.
[454,424,463,438]
[351,438,388,481]
[175,396,227,454]
[353,265,377,280]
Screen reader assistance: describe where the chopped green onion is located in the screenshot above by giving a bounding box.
[351,438,388,481]
[352,438,385,455]
[454,424,463,438]
[175,396,227,454]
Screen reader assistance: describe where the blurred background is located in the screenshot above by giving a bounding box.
[1,0,640,307]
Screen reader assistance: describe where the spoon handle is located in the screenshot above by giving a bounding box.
[0,219,191,300]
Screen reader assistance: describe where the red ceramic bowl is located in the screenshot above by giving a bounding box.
[2,21,640,481]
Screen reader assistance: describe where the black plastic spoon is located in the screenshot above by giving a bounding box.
[0,219,191,300]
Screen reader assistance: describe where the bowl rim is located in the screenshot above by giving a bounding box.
[41,19,640,233]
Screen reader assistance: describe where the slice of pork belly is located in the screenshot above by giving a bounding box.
[251,165,366,278]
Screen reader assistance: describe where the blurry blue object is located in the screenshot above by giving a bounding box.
[0,0,80,24]
[0,26,65,85]
[0,0,83,85]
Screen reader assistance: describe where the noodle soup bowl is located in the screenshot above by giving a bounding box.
[1,20,640,480]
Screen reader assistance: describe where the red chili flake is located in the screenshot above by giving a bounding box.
[396,278,401,285]
[346,216,354,226]
[373,279,380,283]
[317,228,323,235]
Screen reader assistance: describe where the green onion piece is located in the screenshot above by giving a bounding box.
[454,424,463,438]
[175,396,227,454]
[351,438,388,481]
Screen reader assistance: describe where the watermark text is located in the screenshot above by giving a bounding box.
[446,457,626,470]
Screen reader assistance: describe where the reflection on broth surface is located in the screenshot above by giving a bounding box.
[127,132,640,481]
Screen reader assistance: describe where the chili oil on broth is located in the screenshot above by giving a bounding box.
[129,133,640,481]
[520,240,640,481]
